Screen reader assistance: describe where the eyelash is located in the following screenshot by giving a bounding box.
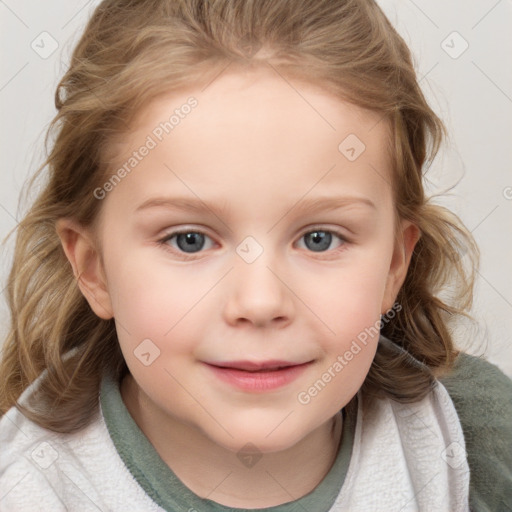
[157,226,350,261]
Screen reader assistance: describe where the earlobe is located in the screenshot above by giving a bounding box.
[381,220,420,314]
[56,219,114,320]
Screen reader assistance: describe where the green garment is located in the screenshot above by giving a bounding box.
[100,352,512,511]
[440,352,512,511]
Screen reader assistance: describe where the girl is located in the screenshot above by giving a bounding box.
[1,0,511,510]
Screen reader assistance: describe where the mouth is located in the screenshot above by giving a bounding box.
[203,360,313,392]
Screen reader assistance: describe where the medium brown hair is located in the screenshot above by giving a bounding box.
[0,0,478,432]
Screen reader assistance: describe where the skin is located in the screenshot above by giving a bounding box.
[58,65,419,508]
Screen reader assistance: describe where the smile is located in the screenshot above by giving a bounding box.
[203,360,313,392]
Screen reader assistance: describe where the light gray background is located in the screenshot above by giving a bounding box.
[1,1,511,376]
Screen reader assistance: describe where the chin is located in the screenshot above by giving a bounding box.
[202,415,313,455]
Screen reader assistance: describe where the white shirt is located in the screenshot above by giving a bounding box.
[0,372,470,511]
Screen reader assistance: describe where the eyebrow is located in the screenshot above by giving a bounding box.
[134,195,376,220]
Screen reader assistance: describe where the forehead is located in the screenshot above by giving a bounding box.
[103,66,393,213]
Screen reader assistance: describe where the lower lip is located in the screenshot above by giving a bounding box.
[204,362,311,392]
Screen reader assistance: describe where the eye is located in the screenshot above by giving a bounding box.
[158,226,348,259]
[297,228,347,253]
[159,230,215,256]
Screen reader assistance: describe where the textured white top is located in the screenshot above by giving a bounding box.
[0,374,470,511]
[332,382,470,511]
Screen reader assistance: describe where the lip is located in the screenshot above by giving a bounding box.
[203,360,313,392]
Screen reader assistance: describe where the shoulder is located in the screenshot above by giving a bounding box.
[0,403,67,510]
[0,381,62,465]
[0,375,83,472]
[0,378,107,510]
[0,378,163,511]
[439,351,512,511]
[440,351,512,424]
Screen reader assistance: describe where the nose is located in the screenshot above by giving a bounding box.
[222,252,294,329]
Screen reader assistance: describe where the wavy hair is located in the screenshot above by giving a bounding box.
[0,0,478,431]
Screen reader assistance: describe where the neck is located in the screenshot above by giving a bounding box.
[121,373,343,508]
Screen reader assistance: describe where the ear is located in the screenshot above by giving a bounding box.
[381,220,420,314]
[56,219,114,320]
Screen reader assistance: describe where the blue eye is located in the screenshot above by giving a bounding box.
[158,227,347,259]
[299,229,346,253]
[160,231,215,254]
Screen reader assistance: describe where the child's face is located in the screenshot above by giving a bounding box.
[82,67,415,453]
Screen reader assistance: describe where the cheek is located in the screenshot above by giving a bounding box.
[296,270,386,412]
[298,253,390,397]
[106,253,204,399]
[103,246,200,352]
[308,256,391,336]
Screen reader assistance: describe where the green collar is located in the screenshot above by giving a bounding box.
[100,374,356,511]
